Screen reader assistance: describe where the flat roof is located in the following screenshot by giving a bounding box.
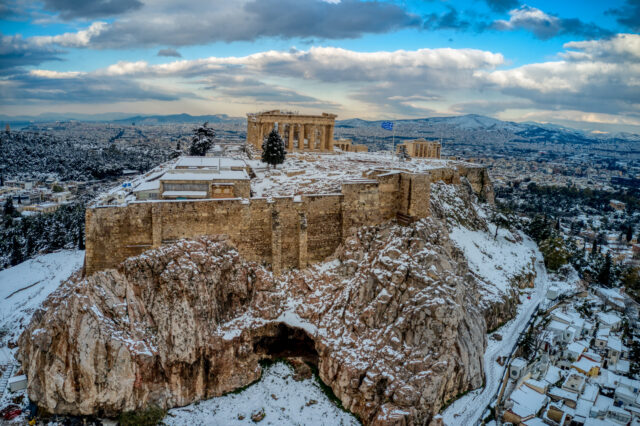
[175,156,246,168]
[160,170,249,181]
[162,191,208,198]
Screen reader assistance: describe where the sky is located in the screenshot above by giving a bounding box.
[1,0,639,133]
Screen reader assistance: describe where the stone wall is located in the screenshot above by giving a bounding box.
[85,166,492,275]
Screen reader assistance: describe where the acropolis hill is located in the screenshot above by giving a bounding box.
[85,112,493,276]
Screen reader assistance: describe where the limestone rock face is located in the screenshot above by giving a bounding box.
[19,215,525,424]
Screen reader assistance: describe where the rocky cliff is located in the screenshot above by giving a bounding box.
[18,185,536,425]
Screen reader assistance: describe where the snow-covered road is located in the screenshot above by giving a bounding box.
[440,246,550,425]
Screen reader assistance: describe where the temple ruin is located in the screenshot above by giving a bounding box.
[397,139,442,159]
[247,110,337,153]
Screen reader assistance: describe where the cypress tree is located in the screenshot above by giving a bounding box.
[598,253,612,287]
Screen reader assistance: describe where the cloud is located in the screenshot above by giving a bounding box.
[480,34,640,115]
[493,5,611,39]
[85,46,504,87]
[606,0,640,32]
[0,33,64,73]
[423,6,474,31]
[1,69,194,104]
[76,0,420,48]
[203,75,341,108]
[484,0,519,12]
[30,22,107,47]
[157,48,182,58]
[42,0,142,19]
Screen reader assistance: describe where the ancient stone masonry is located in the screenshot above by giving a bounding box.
[247,110,337,153]
[85,164,493,276]
[396,138,441,159]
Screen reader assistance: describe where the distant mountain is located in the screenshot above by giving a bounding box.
[111,113,244,125]
[0,112,136,124]
[0,112,245,126]
[336,114,639,144]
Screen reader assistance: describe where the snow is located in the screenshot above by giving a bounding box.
[507,384,548,419]
[449,225,536,300]
[250,152,474,198]
[160,170,249,181]
[165,362,358,426]
[0,250,84,363]
[441,245,551,425]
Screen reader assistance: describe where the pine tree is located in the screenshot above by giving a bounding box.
[626,225,633,243]
[189,123,215,156]
[10,234,23,266]
[3,198,16,217]
[261,129,286,169]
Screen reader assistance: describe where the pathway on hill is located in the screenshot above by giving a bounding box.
[440,245,550,425]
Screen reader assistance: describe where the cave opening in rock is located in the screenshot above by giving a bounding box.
[253,323,319,365]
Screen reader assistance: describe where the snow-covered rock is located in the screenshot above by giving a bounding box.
[17,183,538,425]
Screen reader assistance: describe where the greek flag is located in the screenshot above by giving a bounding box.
[381,121,393,131]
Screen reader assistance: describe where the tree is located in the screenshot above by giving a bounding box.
[626,225,633,242]
[597,253,612,287]
[397,145,410,161]
[77,226,85,250]
[539,235,569,271]
[3,198,17,217]
[491,208,512,239]
[630,341,640,377]
[10,234,23,266]
[261,129,286,169]
[189,122,215,156]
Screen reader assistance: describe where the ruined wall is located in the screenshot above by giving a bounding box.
[304,195,343,263]
[85,167,492,275]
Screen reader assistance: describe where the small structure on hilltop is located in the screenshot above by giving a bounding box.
[132,156,250,201]
[247,110,337,153]
[396,138,441,159]
[333,138,368,153]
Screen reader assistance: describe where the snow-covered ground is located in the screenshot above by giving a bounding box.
[251,152,464,197]
[165,362,358,426]
[449,224,537,302]
[440,235,550,426]
[0,250,84,363]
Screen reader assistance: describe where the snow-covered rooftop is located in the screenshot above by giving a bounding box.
[508,384,548,419]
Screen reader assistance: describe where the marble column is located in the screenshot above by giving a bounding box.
[321,125,327,151]
[300,124,305,150]
[288,124,294,152]
[311,126,317,150]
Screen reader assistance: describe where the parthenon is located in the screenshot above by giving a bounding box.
[247,110,337,152]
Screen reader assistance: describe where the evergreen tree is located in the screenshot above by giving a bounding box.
[3,198,16,217]
[77,226,85,250]
[539,235,569,271]
[10,234,23,266]
[630,341,640,377]
[261,129,286,169]
[189,123,215,156]
[626,225,633,242]
[597,253,612,287]
[520,329,535,359]
[527,215,552,243]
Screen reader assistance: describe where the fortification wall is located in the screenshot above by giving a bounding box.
[85,166,492,275]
